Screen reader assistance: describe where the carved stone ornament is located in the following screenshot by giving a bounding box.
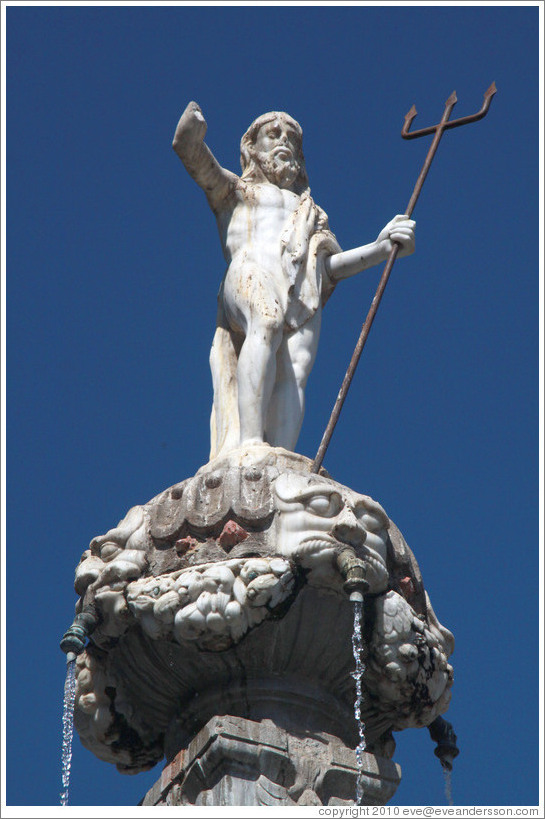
[69,444,454,793]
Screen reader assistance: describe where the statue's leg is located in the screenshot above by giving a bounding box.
[266,309,321,451]
[209,324,242,459]
[236,317,283,446]
[221,266,285,447]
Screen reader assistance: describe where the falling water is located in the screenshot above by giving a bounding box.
[351,600,367,806]
[60,659,77,806]
[443,766,453,806]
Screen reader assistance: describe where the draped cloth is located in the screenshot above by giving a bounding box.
[280,191,341,330]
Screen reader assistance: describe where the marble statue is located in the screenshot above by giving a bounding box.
[60,101,458,806]
[172,104,416,458]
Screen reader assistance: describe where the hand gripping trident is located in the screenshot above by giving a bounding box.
[311,83,497,474]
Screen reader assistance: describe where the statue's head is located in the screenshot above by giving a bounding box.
[240,111,309,193]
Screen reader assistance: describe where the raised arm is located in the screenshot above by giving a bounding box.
[172,102,238,209]
[325,215,415,282]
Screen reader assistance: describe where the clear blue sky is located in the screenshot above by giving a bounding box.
[4,1,541,811]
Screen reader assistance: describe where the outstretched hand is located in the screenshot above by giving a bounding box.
[376,214,416,258]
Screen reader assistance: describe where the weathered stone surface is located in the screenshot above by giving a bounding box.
[68,446,454,785]
[141,715,401,806]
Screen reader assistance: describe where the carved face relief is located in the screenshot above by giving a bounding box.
[273,473,390,593]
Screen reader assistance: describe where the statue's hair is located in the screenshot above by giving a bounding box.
[240,111,309,194]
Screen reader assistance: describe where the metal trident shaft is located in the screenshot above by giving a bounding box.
[311,83,497,474]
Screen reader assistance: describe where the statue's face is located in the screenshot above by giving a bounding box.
[253,116,302,189]
[274,473,390,593]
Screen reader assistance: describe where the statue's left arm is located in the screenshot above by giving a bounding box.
[325,215,415,282]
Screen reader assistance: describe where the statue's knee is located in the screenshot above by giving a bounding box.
[292,350,314,385]
[248,317,283,347]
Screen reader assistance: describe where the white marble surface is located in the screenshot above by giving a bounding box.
[274,471,390,593]
[126,556,294,647]
[69,449,453,774]
[173,104,415,457]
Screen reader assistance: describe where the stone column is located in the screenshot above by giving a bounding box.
[141,715,401,807]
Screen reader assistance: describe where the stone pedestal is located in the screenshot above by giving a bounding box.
[141,715,401,806]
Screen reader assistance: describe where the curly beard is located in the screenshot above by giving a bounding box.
[255,150,300,189]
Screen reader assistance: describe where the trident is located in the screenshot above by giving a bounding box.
[311,83,497,474]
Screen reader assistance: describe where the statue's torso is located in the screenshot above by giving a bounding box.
[218,181,300,273]
[215,182,315,331]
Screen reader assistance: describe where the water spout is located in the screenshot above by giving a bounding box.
[337,546,369,805]
[59,608,98,804]
[336,546,369,602]
[60,609,99,659]
[428,716,459,805]
[428,716,459,772]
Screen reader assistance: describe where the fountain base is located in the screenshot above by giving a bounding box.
[141,714,401,806]
[65,448,454,802]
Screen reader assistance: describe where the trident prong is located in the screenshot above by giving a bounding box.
[402,82,496,139]
[311,83,497,474]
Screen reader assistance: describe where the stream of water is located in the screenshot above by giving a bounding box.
[60,659,77,806]
[351,600,367,806]
[443,766,453,806]
[351,599,455,807]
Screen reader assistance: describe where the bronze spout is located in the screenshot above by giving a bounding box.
[335,546,369,602]
[428,716,459,771]
[60,609,99,663]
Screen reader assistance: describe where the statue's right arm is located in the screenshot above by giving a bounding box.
[172,102,238,209]
[325,216,415,282]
